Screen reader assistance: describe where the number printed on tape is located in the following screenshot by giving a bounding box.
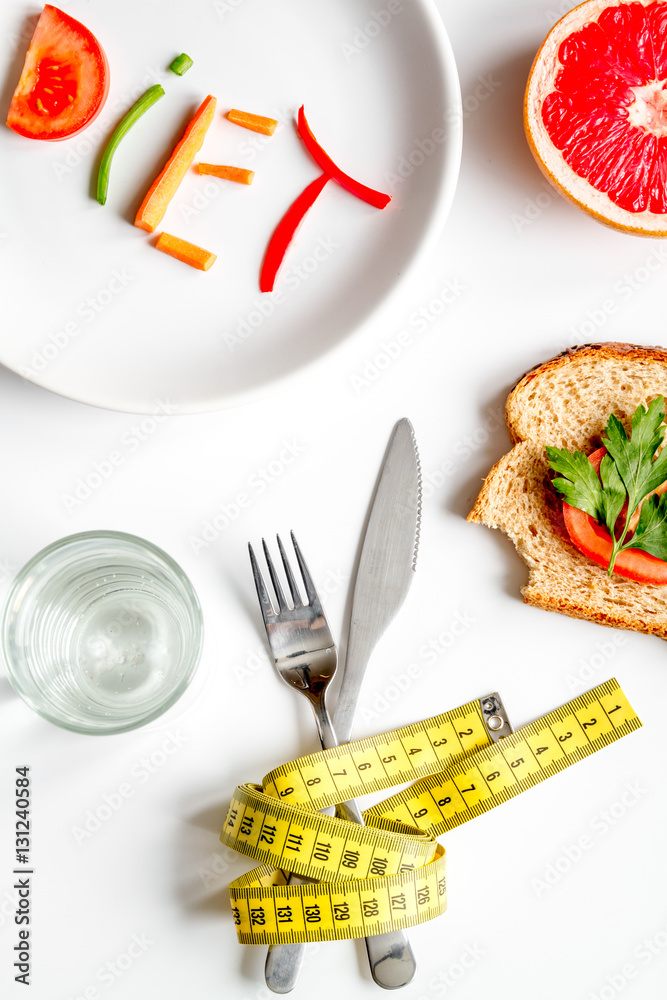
[221,679,641,944]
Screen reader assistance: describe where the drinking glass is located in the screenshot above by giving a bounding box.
[1,531,203,734]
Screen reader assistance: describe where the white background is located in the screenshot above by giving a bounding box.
[2,1,667,1000]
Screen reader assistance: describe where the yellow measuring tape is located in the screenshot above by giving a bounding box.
[221,679,640,944]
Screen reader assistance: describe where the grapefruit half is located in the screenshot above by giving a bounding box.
[525,0,667,235]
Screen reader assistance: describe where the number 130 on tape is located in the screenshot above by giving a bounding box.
[221,679,641,944]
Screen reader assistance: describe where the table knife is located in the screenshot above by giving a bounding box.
[265,417,421,993]
[332,416,421,988]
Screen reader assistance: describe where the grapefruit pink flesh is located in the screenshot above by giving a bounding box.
[525,0,667,234]
[542,2,667,214]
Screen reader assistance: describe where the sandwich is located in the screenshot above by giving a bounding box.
[468,342,667,638]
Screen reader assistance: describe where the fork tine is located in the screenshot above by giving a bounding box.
[290,531,320,610]
[276,534,302,607]
[248,543,275,621]
[262,538,288,611]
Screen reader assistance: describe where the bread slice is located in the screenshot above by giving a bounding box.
[468,343,667,638]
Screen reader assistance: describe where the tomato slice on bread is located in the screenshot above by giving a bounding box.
[6,5,109,141]
[562,446,667,584]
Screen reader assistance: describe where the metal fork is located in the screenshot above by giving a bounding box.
[249,533,416,993]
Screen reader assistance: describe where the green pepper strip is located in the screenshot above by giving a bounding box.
[96,84,166,206]
[169,53,194,76]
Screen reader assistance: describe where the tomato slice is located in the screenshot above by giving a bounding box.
[6,5,109,141]
[562,446,667,584]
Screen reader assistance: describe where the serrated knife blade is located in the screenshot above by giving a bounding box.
[333,417,421,745]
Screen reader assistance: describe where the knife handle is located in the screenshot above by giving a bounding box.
[265,714,417,993]
[265,828,417,993]
[335,798,418,989]
[264,889,307,994]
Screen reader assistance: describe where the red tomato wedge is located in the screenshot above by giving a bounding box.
[562,446,667,584]
[6,5,109,141]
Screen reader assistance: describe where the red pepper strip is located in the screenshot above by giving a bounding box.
[260,172,330,292]
[296,105,391,209]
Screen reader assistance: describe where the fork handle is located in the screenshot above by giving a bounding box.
[265,711,417,993]
[264,876,308,994]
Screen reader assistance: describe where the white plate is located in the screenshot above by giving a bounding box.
[0,0,461,413]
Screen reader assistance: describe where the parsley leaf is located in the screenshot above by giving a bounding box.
[628,492,667,562]
[546,396,667,577]
[603,398,667,511]
[545,446,604,520]
[599,453,626,536]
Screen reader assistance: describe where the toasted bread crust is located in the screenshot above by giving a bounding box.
[507,343,667,448]
[468,343,667,638]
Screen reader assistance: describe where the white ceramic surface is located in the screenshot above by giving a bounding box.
[0,0,461,413]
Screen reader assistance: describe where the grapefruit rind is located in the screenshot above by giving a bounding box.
[524,0,667,237]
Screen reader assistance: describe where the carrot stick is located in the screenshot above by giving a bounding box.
[135,94,217,233]
[197,163,254,185]
[226,109,277,135]
[155,232,217,270]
